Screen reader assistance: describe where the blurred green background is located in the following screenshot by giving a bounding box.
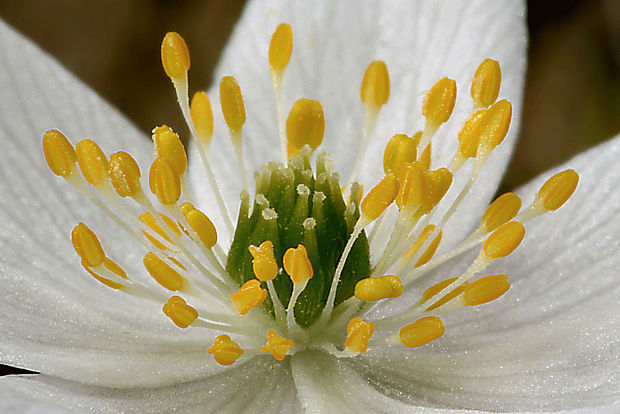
[0,0,618,191]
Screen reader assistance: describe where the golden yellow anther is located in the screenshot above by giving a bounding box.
[139,211,180,248]
[344,317,375,355]
[420,168,453,214]
[83,257,128,289]
[283,244,313,284]
[457,109,488,159]
[536,169,579,211]
[399,316,445,348]
[383,134,417,176]
[481,192,522,232]
[269,23,293,72]
[396,162,424,210]
[108,151,142,198]
[403,225,442,267]
[182,207,217,249]
[286,98,325,154]
[163,295,198,328]
[190,91,214,145]
[360,173,400,221]
[261,330,294,361]
[219,76,246,132]
[230,279,267,315]
[143,252,185,291]
[482,221,525,259]
[478,99,512,152]
[75,139,109,186]
[471,59,501,109]
[42,129,76,177]
[248,241,279,282]
[421,277,468,311]
[71,222,105,267]
[464,274,510,306]
[354,275,404,301]
[152,125,187,176]
[148,158,181,206]
[423,77,457,126]
[208,334,244,366]
[160,32,190,81]
[360,60,390,108]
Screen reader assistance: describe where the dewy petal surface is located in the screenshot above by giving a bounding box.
[352,135,620,412]
[0,20,224,387]
[193,0,527,247]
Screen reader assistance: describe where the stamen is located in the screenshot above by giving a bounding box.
[190,92,214,148]
[344,317,374,356]
[71,222,105,267]
[248,241,278,282]
[160,32,190,82]
[482,220,525,259]
[463,274,510,306]
[139,211,179,248]
[286,98,325,155]
[401,225,443,268]
[283,244,313,330]
[219,75,248,188]
[419,168,453,215]
[450,109,488,172]
[261,329,294,361]
[180,204,217,249]
[208,334,244,366]
[399,317,445,348]
[480,192,522,233]
[143,252,185,291]
[230,279,267,315]
[75,139,109,186]
[162,295,199,328]
[108,151,142,198]
[152,125,187,176]
[360,173,400,222]
[475,99,512,172]
[42,129,77,178]
[471,59,501,109]
[419,77,457,153]
[532,169,580,214]
[383,134,417,176]
[354,275,403,301]
[148,158,182,206]
[82,257,128,290]
[395,162,424,212]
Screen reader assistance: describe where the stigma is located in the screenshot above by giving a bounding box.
[42,23,579,367]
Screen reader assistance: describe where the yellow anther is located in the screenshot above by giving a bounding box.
[411,131,432,171]
[283,244,313,284]
[399,316,445,348]
[383,134,417,176]
[160,32,190,81]
[182,207,217,249]
[423,77,457,126]
[478,99,512,152]
[354,275,404,301]
[536,169,579,211]
[464,274,510,306]
[162,295,198,328]
[457,109,489,159]
[360,173,400,221]
[248,241,279,282]
[422,277,458,302]
[179,201,195,215]
[143,252,185,291]
[148,158,181,206]
[396,162,424,210]
[482,221,525,259]
[425,279,467,312]
[71,222,105,267]
[219,76,246,132]
[344,317,375,355]
[268,23,293,72]
[360,60,390,108]
[208,334,244,366]
[403,225,442,267]
[139,211,180,247]
[108,151,142,198]
[481,192,522,232]
[190,91,214,145]
[42,129,76,177]
[82,257,128,289]
[75,139,109,186]
[420,168,453,214]
[152,125,187,175]
[261,330,294,361]
[286,98,325,153]
[471,58,501,109]
[230,279,267,315]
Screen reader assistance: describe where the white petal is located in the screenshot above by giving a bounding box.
[0,356,299,413]
[192,0,527,245]
[357,134,620,411]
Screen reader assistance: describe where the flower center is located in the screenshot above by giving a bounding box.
[41,23,580,366]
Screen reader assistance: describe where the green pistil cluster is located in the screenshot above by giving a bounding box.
[227,150,370,327]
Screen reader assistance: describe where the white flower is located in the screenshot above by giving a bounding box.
[0,0,618,413]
